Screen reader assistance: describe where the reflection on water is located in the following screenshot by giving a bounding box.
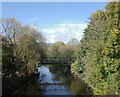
[38,65,74,95]
[13,65,93,96]
[38,66,54,83]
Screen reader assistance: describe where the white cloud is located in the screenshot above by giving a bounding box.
[42,23,88,43]
[42,28,65,34]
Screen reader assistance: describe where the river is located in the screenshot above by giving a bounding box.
[13,65,93,96]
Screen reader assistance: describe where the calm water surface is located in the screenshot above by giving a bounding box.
[14,65,93,96]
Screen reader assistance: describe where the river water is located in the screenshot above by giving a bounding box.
[13,65,93,96]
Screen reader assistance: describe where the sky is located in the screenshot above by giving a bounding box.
[2,2,107,43]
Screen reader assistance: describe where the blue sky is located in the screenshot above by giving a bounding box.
[2,2,107,43]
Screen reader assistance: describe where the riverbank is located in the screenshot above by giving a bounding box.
[71,73,94,95]
[2,72,39,95]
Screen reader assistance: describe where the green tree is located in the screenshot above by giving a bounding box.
[47,41,64,63]
[47,41,77,64]
[71,2,119,95]
[2,18,46,77]
[2,18,47,94]
[67,38,79,46]
[14,25,46,76]
[2,18,22,77]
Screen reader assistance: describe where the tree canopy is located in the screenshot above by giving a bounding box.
[71,2,120,95]
[2,18,46,77]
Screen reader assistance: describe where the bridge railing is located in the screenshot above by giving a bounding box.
[41,57,75,64]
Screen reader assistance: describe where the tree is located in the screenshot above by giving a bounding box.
[47,41,76,64]
[67,38,79,46]
[71,2,119,95]
[2,18,46,77]
[14,25,46,75]
[2,18,47,94]
[2,18,22,77]
[47,41,64,63]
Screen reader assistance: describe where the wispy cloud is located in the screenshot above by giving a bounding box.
[28,17,40,22]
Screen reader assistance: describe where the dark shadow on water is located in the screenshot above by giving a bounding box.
[12,74,45,95]
[11,65,93,96]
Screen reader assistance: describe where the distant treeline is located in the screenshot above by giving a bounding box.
[71,2,120,95]
[47,40,79,63]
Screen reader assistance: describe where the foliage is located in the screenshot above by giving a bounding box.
[2,18,47,94]
[2,18,46,77]
[47,39,78,63]
[71,2,119,95]
[67,38,79,46]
